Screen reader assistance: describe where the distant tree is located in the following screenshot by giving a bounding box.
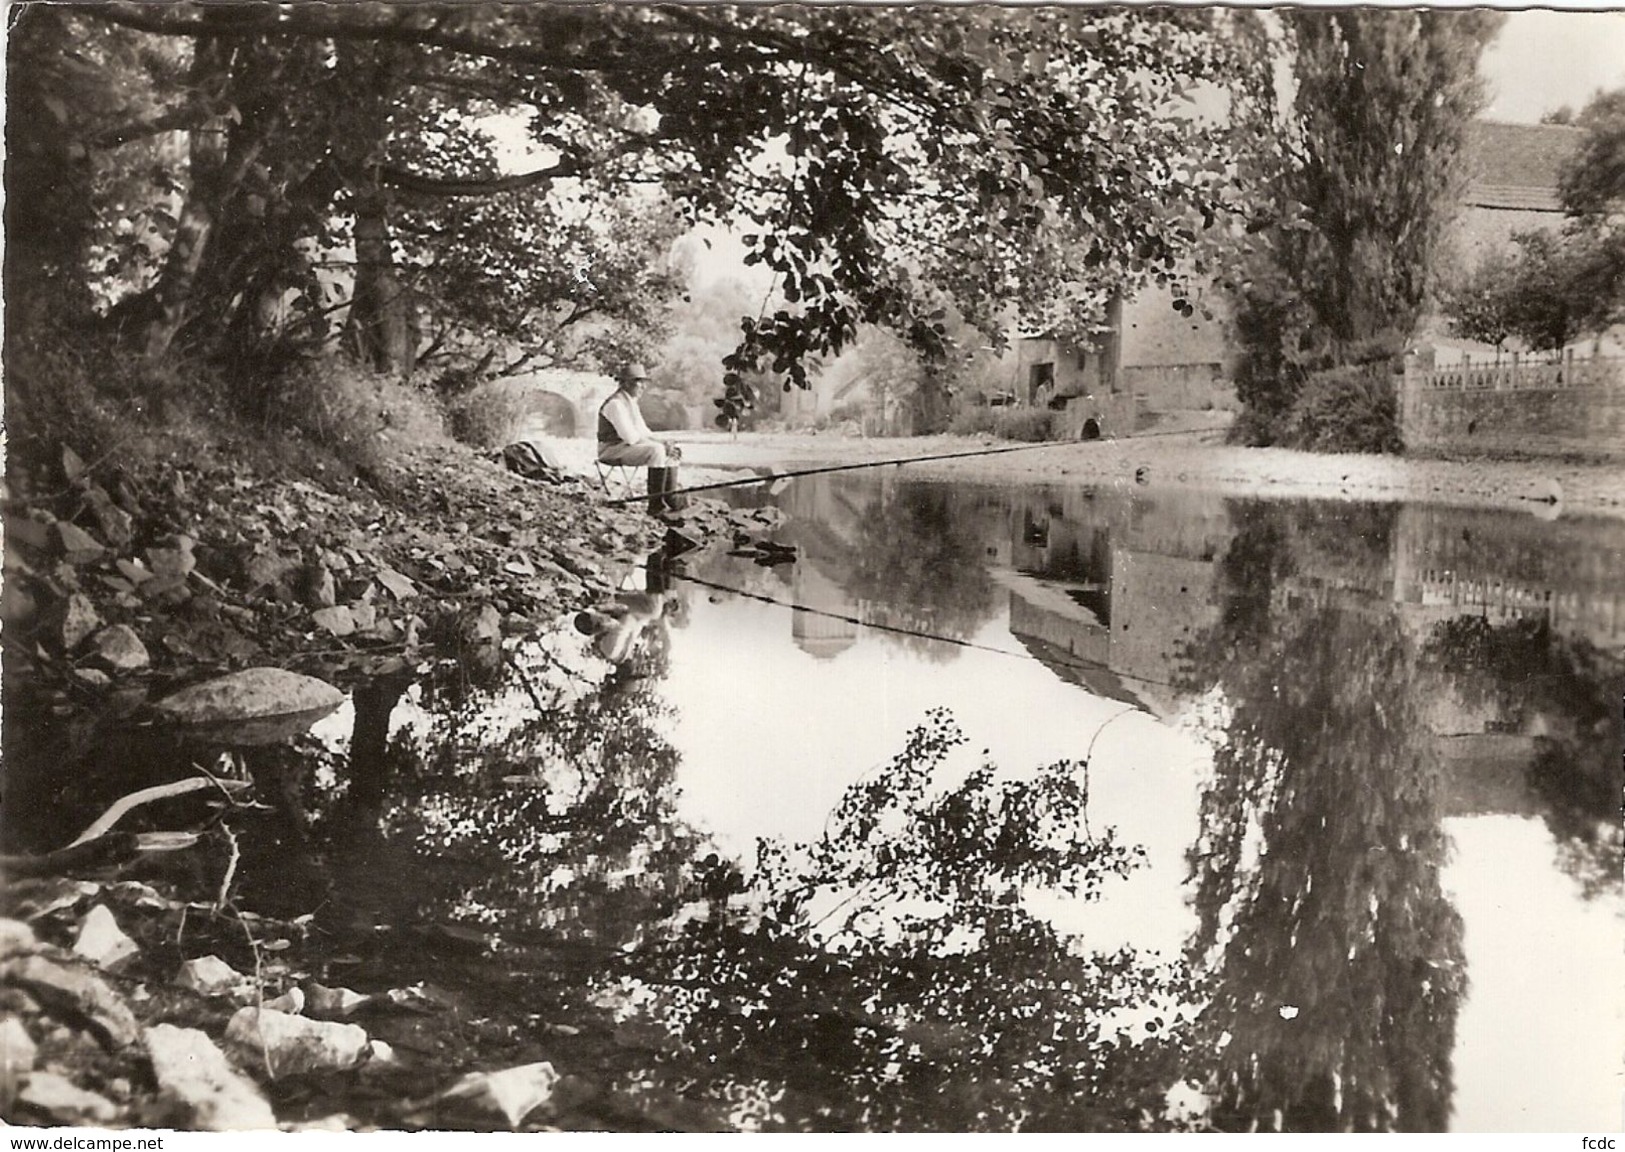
[1228,10,1504,444]
[1541,105,1576,127]
[1558,88,1625,217]
[1443,88,1625,354]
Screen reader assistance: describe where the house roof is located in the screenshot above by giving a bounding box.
[1462,120,1584,210]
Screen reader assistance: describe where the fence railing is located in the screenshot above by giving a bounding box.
[1414,356,1624,392]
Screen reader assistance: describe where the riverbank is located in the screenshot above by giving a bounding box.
[548,421,1625,521]
[0,431,777,1132]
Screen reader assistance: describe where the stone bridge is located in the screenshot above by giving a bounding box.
[495,368,618,440]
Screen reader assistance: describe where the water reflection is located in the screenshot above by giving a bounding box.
[11,473,1618,1132]
[677,475,1622,1130]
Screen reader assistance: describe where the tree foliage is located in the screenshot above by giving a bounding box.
[12,3,1269,422]
[1227,10,1503,444]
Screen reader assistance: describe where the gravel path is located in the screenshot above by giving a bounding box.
[552,424,1625,521]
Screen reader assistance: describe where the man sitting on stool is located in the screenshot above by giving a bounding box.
[598,363,686,515]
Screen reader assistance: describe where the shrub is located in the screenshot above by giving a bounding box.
[994,408,1055,442]
[948,405,1055,441]
[443,380,531,450]
[949,406,1000,436]
[641,390,690,432]
[1282,365,1403,454]
[265,359,447,467]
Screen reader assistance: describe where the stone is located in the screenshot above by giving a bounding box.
[305,982,371,1020]
[349,601,377,631]
[311,605,356,636]
[302,563,337,609]
[244,549,298,593]
[89,624,150,672]
[174,955,248,998]
[6,515,52,553]
[145,535,197,580]
[17,1071,119,1123]
[263,987,305,1014]
[438,1062,560,1129]
[0,954,142,1050]
[84,488,134,550]
[58,593,102,651]
[0,919,39,959]
[115,557,154,585]
[145,1023,277,1130]
[375,567,417,600]
[71,905,139,971]
[0,1016,38,1084]
[154,668,344,727]
[225,1008,370,1078]
[61,445,87,484]
[56,520,107,564]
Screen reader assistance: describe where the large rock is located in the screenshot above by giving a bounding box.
[55,521,107,564]
[16,1071,118,1124]
[225,1008,369,1078]
[0,1016,38,1104]
[174,956,249,999]
[58,593,102,651]
[155,667,344,726]
[145,1023,277,1130]
[438,1062,560,1128]
[153,668,344,745]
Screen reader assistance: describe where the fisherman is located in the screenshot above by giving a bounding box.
[597,363,686,515]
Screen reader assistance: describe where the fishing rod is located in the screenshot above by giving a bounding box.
[603,421,1225,507]
[603,436,1083,507]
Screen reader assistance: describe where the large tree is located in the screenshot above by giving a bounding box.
[1228,10,1504,442]
[18,4,1266,403]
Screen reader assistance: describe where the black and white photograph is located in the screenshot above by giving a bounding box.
[2,2,1622,1138]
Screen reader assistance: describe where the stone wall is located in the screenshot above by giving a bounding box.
[1400,355,1625,461]
[1122,363,1236,411]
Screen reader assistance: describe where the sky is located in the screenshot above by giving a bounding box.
[1479,9,1625,122]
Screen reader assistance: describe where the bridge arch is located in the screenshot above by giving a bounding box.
[493,369,617,441]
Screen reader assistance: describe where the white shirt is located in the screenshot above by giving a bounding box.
[601,390,654,446]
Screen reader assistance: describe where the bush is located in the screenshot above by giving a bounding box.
[443,380,530,450]
[948,405,1056,441]
[994,409,1055,442]
[266,359,447,467]
[1282,365,1403,454]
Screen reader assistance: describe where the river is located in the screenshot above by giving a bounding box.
[18,473,1622,1132]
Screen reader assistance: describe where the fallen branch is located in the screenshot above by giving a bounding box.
[68,776,245,849]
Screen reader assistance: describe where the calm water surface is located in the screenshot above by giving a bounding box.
[16,474,1619,1132]
[653,476,1625,1130]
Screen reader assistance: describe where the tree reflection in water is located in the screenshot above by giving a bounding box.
[281,626,1194,1129]
[613,708,1198,1131]
[1422,615,1624,901]
[843,482,1001,661]
[1180,501,1467,1132]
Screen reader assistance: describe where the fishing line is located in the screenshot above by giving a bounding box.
[668,568,1183,694]
[603,422,1226,507]
[605,437,1081,506]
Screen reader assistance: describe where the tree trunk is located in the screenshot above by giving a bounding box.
[345,183,418,377]
[336,40,417,379]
